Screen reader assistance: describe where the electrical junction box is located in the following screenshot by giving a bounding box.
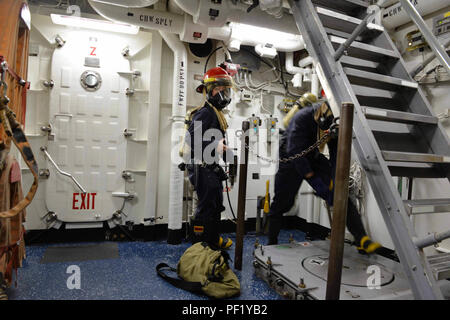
[249,114,262,132]
[266,116,277,143]
[249,114,262,143]
[255,43,278,59]
[278,98,296,114]
[433,11,450,37]
[240,89,254,102]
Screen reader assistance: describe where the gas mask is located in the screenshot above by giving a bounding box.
[208,87,231,110]
[314,102,334,130]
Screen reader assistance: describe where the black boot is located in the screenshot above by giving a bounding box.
[267,216,282,245]
[203,216,220,250]
[189,216,206,244]
[0,272,8,300]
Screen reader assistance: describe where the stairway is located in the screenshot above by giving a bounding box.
[288,0,450,299]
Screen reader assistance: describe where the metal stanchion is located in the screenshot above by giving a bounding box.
[325,102,354,300]
[235,121,250,270]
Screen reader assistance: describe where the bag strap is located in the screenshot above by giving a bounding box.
[0,58,39,219]
[156,263,203,293]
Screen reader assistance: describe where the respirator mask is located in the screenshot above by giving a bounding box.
[208,87,231,110]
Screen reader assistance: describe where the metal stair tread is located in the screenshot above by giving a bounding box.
[382,151,450,163]
[386,162,446,178]
[427,253,450,280]
[361,106,438,125]
[312,0,368,14]
[403,198,450,215]
[344,67,418,89]
[330,35,399,61]
[316,6,384,34]
[340,56,380,71]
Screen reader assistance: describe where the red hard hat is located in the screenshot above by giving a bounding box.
[196,67,233,94]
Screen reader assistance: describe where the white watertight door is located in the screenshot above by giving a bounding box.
[45,32,130,223]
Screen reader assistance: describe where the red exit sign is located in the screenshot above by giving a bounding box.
[73,193,97,210]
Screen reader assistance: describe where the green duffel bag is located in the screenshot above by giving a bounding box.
[156,242,240,299]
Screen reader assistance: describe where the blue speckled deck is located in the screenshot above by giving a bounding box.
[6,230,305,300]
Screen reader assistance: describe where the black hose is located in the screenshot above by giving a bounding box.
[225,179,237,221]
[204,46,223,73]
[278,53,302,98]
[278,53,288,90]
[240,46,290,76]
[116,224,137,242]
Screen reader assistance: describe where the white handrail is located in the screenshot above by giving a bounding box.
[40,146,87,194]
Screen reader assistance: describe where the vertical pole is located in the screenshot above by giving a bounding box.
[325,102,354,300]
[256,197,263,235]
[235,121,250,270]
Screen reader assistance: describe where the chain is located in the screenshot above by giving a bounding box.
[245,131,331,164]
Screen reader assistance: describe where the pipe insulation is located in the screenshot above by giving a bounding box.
[172,0,298,34]
[285,51,308,75]
[311,71,319,97]
[160,31,187,238]
[382,0,449,29]
[208,24,305,52]
[88,0,185,34]
[298,56,314,68]
[89,0,160,7]
[89,0,306,52]
[144,31,163,224]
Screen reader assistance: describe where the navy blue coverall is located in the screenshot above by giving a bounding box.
[185,103,232,246]
[267,103,367,245]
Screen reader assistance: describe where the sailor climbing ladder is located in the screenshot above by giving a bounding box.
[287,0,450,299]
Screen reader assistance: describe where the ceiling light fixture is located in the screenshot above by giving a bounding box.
[50,14,140,35]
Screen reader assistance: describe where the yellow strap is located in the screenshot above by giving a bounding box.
[264,180,270,213]
[205,99,228,131]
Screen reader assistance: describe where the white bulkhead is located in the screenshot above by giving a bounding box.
[19,0,450,255]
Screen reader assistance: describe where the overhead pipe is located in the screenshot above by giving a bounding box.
[311,71,320,98]
[170,0,198,16]
[298,56,314,68]
[377,0,399,7]
[88,0,185,34]
[285,51,308,75]
[159,31,187,244]
[382,0,448,30]
[89,0,305,52]
[259,0,285,19]
[208,24,306,53]
[89,0,160,7]
[172,0,299,34]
